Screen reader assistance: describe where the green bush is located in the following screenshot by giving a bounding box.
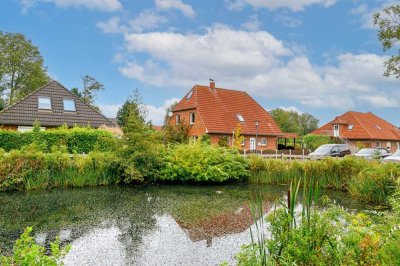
[0,144,122,191]
[303,134,333,150]
[158,143,250,182]
[0,126,118,153]
[1,227,70,266]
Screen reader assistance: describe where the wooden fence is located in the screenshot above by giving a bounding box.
[242,149,313,160]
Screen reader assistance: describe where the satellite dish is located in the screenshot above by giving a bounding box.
[168,111,173,117]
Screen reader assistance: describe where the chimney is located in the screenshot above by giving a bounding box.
[210,79,215,91]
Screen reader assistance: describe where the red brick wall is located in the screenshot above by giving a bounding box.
[348,139,400,153]
[169,109,207,136]
[209,133,278,150]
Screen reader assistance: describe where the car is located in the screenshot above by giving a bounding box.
[309,144,351,159]
[355,148,391,159]
[383,150,400,162]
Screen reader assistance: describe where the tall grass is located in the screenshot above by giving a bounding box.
[248,155,400,203]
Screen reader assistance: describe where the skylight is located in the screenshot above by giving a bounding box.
[347,124,354,130]
[376,125,382,130]
[186,90,193,100]
[237,114,245,122]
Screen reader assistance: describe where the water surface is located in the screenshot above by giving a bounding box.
[0,184,367,265]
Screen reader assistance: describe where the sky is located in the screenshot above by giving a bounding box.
[1,0,399,126]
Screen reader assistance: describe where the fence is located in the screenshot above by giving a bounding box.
[242,149,313,160]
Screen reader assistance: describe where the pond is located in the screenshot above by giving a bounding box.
[0,184,368,265]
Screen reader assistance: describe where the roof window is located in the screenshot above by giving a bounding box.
[186,90,193,100]
[376,125,382,130]
[38,97,52,110]
[347,124,354,130]
[63,99,76,112]
[237,114,245,122]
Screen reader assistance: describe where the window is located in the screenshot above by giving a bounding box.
[333,125,339,137]
[18,126,45,132]
[397,142,400,151]
[241,138,245,146]
[38,97,51,110]
[63,99,76,111]
[237,114,245,122]
[387,141,391,150]
[347,124,354,130]
[260,138,267,146]
[376,125,382,130]
[175,114,180,125]
[376,141,381,148]
[186,90,193,100]
[190,112,195,124]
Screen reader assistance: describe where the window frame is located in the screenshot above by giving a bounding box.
[189,112,195,125]
[38,97,52,110]
[63,98,76,112]
[260,137,267,146]
[376,141,381,148]
[175,114,180,125]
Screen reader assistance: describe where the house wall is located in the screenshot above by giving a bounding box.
[170,109,207,136]
[348,139,400,153]
[0,125,18,130]
[209,134,278,151]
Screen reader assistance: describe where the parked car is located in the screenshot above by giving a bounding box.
[355,148,391,159]
[309,144,351,159]
[383,150,400,162]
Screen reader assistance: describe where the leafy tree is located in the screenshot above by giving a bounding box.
[233,123,245,149]
[116,89,146,129]
[218,136,230,148]
[71,75,104,111]
[163,101,178,126]
[271,108,319,136]
[0,98,4,111]
[0,32,48,105]
[164,122,190,144]
[374,5,400,78]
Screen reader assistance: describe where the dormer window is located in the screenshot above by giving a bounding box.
[63,99,76,112]
[38,97,51,110]
[237,114,245,122]
[347,124,354,130]
[186,90,193,100]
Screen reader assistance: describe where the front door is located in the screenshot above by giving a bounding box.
[333,125,339,137]
[250,138,256,152]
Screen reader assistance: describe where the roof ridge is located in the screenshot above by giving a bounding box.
[0,79,57,115]
[53,80,115,125]
[349,111,372,138]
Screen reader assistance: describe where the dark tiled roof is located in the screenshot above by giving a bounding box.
[0,80,115,128]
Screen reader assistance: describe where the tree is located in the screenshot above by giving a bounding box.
[0,32,48,106]
[270,108,319,136]
[233,123,245,149]
[0,98,4,111]
[71,75,104,111]
[116,89,147,129]
[374,5,400,78]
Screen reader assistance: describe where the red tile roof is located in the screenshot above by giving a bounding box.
[152,125,163,131]
[312,111,400,140]
[173,85,282,135]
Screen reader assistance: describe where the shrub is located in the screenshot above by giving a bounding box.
[0,144,121,191]
[158,144,250,182]
[0,227,70,266]
[0,126,118,153]
[303,134,333,150]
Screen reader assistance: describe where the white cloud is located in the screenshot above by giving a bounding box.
[225,0,338,12]
[155,0,195,18]
[351,1,400,29]
[96,17,122,34]
[21,0,122,13]
[358,95,399,108]
[274,13,302,28]
[241,14,261,31]
[115,24,400,110]
[99,104,122,118]
[146,97,180,125]
[279,106,303,114]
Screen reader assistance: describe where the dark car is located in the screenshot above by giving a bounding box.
[309,144,351,158]
[355,148,391,159]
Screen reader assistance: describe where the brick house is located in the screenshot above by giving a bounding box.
[311,111,400,152]
[0,80,115,131]
[168,81,282,151]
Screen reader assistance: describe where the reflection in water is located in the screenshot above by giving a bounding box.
[0,184,367,265]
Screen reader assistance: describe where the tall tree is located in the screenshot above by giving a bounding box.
[71,75,104,111]
[374,5,400,78]
[116,89,147,130]
[0,32,48,105]
[270,108,319,136]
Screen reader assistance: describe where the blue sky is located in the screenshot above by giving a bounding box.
[1,0,399,126]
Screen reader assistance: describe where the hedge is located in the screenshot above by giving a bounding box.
[0,127,118,153]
